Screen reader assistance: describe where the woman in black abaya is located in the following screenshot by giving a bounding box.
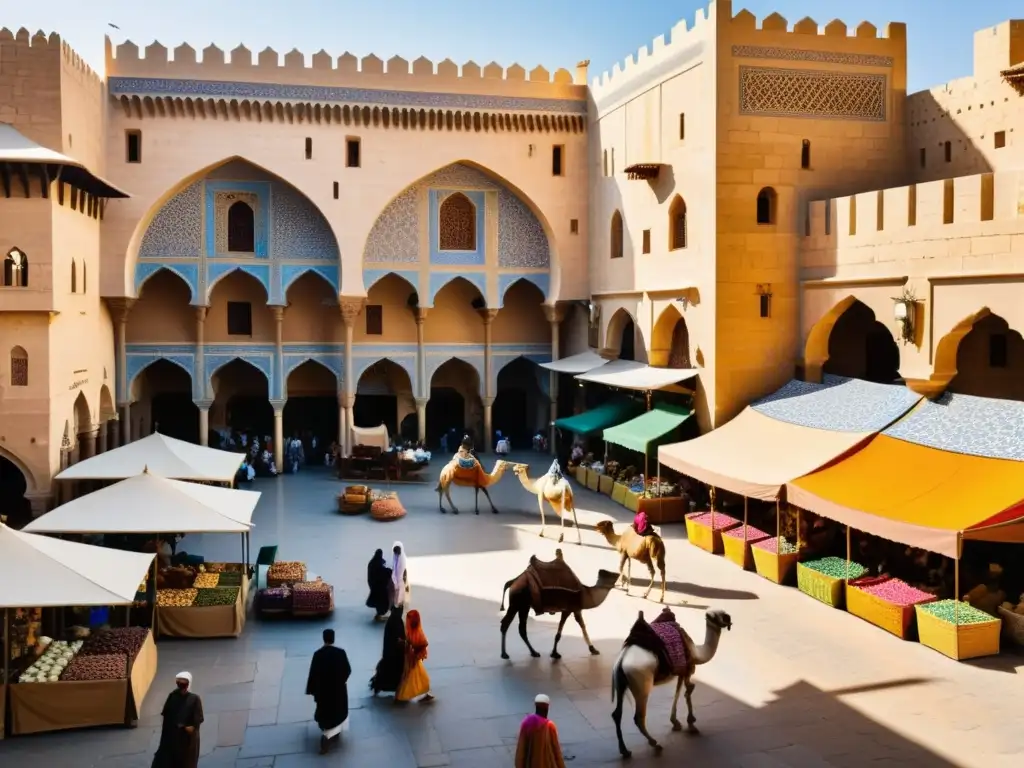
[366,548,392,621]
[369,604,406,695]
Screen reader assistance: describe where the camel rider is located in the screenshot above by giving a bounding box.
[632,511,656,537]
[546,459,563,484]
[454,435,477,471]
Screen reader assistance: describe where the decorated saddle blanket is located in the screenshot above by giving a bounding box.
[457,456,478,470]
[524,555,583,614]
[624,609,689,681]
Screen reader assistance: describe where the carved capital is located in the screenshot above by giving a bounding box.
[270,399,287,414]
[478,308,500,325]
[270,306,285,322]
[195,305,209,323]
[543,302,568,324]
[105,297,136,324]
[339,297,365,327]
[414,398,429,409]
[193,399,214,410]
[414,307,430,325]
[340,394,357,408]
[482,396,496,408]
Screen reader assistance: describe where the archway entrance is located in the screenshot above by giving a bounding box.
[428,358,482,448]
[494,357,546,448]
[652,305,692,368]
[0,452,30,523]
[135,359,198,443]
[355,359,414,442]
[212,359,272,438]
[947,313,1024,401]
[284,361,339,447]
[823,300,901,383]
[619,318,636,361]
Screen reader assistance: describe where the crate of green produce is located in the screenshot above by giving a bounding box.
[797,558,867,608]
[192,587,240,608]
[216,571,244,587]
[916,600,1002,661]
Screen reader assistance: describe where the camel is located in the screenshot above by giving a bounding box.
[595,520,668,603]
[435,456,509,514]
[611,608,732,758]
[511,461,581,544]
[499,549,618,660]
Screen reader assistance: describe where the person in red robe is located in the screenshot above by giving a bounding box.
[515,694,569,768]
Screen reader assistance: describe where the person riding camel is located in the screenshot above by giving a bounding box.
[632,510,655,537]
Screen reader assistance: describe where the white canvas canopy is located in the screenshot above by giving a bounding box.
[0,523,155,608]
[55,432,246,483]
[539,350,609,375]
[25,471,259,535]
[351,424,389,453]
[574,359,698,391]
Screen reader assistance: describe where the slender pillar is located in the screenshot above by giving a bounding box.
[415,397,428,443]
[271,306,285,401]
[107,298,135,445]
[195,306,208,401]
[271,401,285,471]
[482,397,495,453]
[196,400,212,446]
[543,303,567,455]
[338,395,347,453]
[108,419,120,450]
[79,429,97,461]
[414,308,429,400]
[97,421,109,454]
[339,298,364,456]
[477,309,499,453]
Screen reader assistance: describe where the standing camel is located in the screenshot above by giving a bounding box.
[611,608,732,758]
[435,457,509,514]
[595,520,667,602]
[511,461,581,544]
[499,549,618,660]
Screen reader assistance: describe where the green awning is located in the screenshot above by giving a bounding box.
[603,403,693,455]
[554,398,642,437]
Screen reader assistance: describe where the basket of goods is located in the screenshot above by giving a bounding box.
[256,587,293,614]
[370,494,406,522]
[598,470,616,496]
[997,595,1024,647]
[292,580,335,616]
[192,587,240,607]
[751,537,800,584]
[338,485,372,515]
[18,640,84,683]
[157,589,198,607]
[267,561,307,588]
[216,571,244,587]
[797,558,868,608]
[192,573,221,589]
[721,525,771,570]
[685,512,741,554]
[79,627,148,661]
[845,577,936,639]
[204,562,244,574]
[60,653,128,682]
[156,566,197,590]
[917,600,1002,660]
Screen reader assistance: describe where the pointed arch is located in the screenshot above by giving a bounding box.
[605,307,644,359]
[0,444,37,492]
[669,195,688,250]
[934,308,992,382]
[4,247,29,287]
[610,210,624,259]
[285,356,341,388]
[135,264,199,304]
[206,265,271,303]
[99,384,116,421]
[757,187,777,225]
[353,356,416,394]
[805,297,900,384]
[127,356,195,397]
[9,345,28,387]
[652,304,692,368]
[283,266,339,297]
[363,269,418,296]
[498,275,549,307]
[437,192,477,251]
[803,295,859,377]
[72,390,92,434]
[427,355,484,389]
[427,273,487,308]
[227,200,255,252]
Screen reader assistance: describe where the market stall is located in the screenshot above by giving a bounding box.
[25,470,260,640]
[255,562,336,619]
[0,523,156,737]
[539,349,610,375]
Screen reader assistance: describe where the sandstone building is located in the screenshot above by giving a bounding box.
[1,0,1022,515]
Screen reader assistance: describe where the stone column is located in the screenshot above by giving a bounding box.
[415,397,428,443]
[25,491,54,519]
[79,428,97,461]
[337,395,347,454]
[108,419,119,450]
[339,298,364,456]
[271,400,285,471]
[543,303,567,455]
[107,298,136,445]
[342,394,356,453]
[414,308,429,400]
[97,421,109,454]
[195,306,208,400]
[271,306,285,401]
[482,396,495,453]
[196,400,212,446]
[477,309,499,453]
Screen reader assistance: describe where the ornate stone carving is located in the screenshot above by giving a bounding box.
[543,302,568,325]
[414,307,430,325]
[731,45,893,68]
[739,66,886,122]
[478,308,499,325]
[339,297,365,327]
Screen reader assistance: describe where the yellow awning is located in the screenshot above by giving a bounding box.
[787,435,1024,558]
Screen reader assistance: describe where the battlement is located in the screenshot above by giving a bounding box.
[104,37,584,98]
[591,0,906,103]
[803,171,1022,252]
[0,28,103,87]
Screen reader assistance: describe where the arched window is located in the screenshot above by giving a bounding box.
[71,260,77,293]
[610,210,623,259]
[10,346,28,386]
[801,139,811,169]
[756,187,777,225]
[3,248,28,287]
[227,201,256,252]
[438,192,476,251]
[82,261,87,294]
[669,196,687,250]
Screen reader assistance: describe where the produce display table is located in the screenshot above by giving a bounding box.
[598,474,615,496]
[845,577,937,639]
[256,575,335,619]
[685,512,741,554]
[797,558,868,609]
[8,628,157,736]
[916,600,1001,660]
[721,525,770,570]
[751,537,799,584]
[157,568,250,639]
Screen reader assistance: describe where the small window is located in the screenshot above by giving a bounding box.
[759,294,771,319]
[3,248,28,287]
[346,138,361,168]
[990,333,1008,368]
[82,261,86,294]
[10,346,28,386]
[304,137,313,159]
[365,304,383,335]
[71,260,77,293]
[569,219,579,235]
[756,187,777,225]
[227,201,256,253]
[125,130,141,163]
[602,150,608,177]
[919,148,926,168]
[333,181,339,200]
[227,301,253,336]
[678,113,685,140]
[800,139,810,170]
[944,141,952,162]
[438,192,477,251]
[610,211,623,259]
[642,229,651,254]
[669,196,687,250]
[994,131,1006,149]
[552,145,564,176]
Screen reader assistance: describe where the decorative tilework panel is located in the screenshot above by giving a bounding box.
[739,67,887,122]
[107,77,589,115]
[425,164,499,190]
[884,392,1024,461]
[363,269,419,294]
[270,184,340,260]
[731,45,894,68]
[362,188,419,263]
[206,263,271,302]
[139,181,203,258]
[427,271,486,306]
[752,376,920,433]
[429,189,485,265]
[282,264,339,295]
[135,261,199,303]
[205,181,269,258]
[498,190,549,267]
[498,273,549,306]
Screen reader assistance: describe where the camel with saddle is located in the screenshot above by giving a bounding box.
[435,435,509,514]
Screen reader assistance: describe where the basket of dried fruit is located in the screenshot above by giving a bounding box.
[751,537,800,584]
[192,573,221,589]
[846,576,937,639]
[917,600,1002,660]
[292,580,334,617]
[156,589,198,608]
[685,512,741,554]
[267,561,307,588]
[797,558,868,608]
[721,525,770,570]
[370,495,406,522]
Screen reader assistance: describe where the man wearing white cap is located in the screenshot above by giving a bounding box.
[152,671,205,768]
[514,693,570,767]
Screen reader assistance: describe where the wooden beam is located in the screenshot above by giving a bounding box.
[17,163,31,198]
[36,164,51,198]
[0,163,11,198]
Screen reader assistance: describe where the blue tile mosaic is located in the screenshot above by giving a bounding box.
[752,376,921,433]
[271,184,339,260]
[498,189,549,268]
[884,391,1024,461]
[107,77,589,115]
[498,273,549,306]
[363,188,419,263]
[205,180,270,258]
[134,262,199,303]
[139,181,203,258]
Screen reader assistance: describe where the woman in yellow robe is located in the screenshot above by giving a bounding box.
[395,609,434,703]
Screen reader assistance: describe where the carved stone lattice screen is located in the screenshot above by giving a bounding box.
[739,67,886,122]
[438,193,476,251]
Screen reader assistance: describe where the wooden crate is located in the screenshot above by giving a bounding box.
[721,531,769,570]
[624,489,641,512]
[797,564,846,608]
[585,468,600,492]
[598,474,615,496]
[639,496,686,524]
[611,482,628,505]
[751,547,799,585]
[845,584,932,639]
[573,465,587,485]
[684,513,740,555]
[916,607,1001,660]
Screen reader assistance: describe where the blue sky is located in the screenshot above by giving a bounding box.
[5,1,1021,92]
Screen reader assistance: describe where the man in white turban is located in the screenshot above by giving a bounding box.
[152,671,205,768]
[515,693,569,767]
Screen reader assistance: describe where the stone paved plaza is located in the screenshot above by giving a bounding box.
[1,451,1022,767]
